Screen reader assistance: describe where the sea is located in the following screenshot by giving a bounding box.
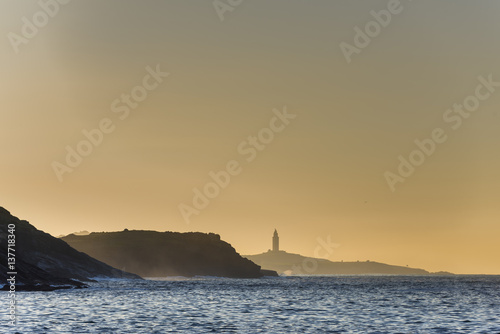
[2,275,500,333]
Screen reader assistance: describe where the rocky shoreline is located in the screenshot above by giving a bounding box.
[0,207,141,290]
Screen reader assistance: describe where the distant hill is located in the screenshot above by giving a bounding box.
[0,207,140,290]
[245,250,450,276]
[56,230,90,238]
[62,230,271,278]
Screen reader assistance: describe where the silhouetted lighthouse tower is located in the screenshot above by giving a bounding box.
[272,229,279,252]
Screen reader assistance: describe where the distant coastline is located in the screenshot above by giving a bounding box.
[245,250,454,276]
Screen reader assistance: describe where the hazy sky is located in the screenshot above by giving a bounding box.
[2,0,500,274]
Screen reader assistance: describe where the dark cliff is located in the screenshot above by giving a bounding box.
[0,207,140,289]
[62,230,263,278]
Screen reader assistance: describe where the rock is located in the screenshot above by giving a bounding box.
[0,206,141,289]
[431,271,455,276]
[0,283,84,291]
[260,269,279,277]
[62,230,264,278]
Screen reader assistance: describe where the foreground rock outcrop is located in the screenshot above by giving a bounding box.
[0,207,140,290]
[63,230,267,278]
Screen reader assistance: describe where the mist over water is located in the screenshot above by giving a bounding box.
[4,276,500,333]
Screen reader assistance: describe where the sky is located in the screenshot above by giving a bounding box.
[1,0,500,274]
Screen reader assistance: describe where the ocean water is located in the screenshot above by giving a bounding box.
[2,276,500,333]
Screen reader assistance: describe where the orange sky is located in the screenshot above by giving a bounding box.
[1,1,500,274]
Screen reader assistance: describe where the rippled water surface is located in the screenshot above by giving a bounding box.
[2,276,500,333]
